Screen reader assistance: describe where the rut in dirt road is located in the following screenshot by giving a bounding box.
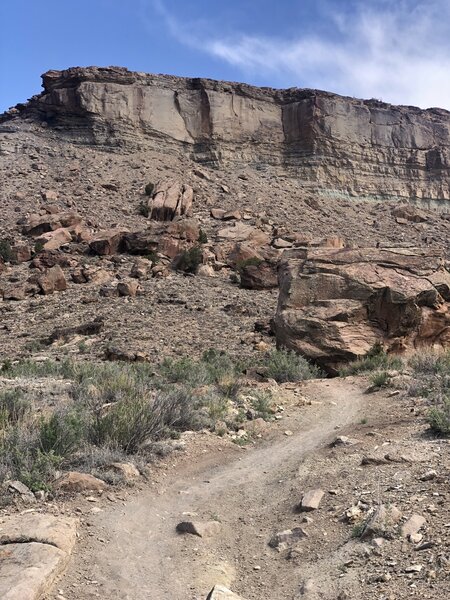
[53,379,365,600]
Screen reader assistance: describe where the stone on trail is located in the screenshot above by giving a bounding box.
[207,585,246,600]
[299,489,325,511]
[331,435,359,447]
[401,514,426,538]
[176,520,222,538]
[269,527,308,549]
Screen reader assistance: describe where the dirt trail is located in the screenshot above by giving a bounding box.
[52,379,366,600]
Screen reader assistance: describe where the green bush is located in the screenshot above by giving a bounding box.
[175,246,203,274]
[369,370,390,389]
[34,241,45,255]
[0,389,30,427]
[0,424,62,491]
[144,182,155,196]
[261,349,321,383]
[198,229,208,244]
[159,356,211,387]
[144,250,159,264]
[428,398,450,435]
[249,389,274,420]
[39,408,88,456]
[138,201,150,217]
[0,239,12,262]
[340,345,403,376]
[236,256,262,271]
[408,350,450,376]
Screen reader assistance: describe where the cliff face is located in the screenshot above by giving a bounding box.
[9,66,450,203]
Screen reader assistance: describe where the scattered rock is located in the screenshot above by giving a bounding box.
[401,514,426,538]
[330,435,359,447]
[117,279,140,297]
[211,208,226,220]
[7,480,36,503]
[272,238,293,249]
[0,542,69,600]
[176,520,222,538]
[223,210,241,221]
[420,469,437,481]
[299,489,325,512]
[207,585,246,600]
[404,564,423,573]
[0,513,77,555]
[36,228,72,251]
[239,261,278,290]
[109,462,140,481]
[274,247,450,372]
[361,504,402,539]
[269,527,308,549]
[37,265,67,295]
[361,455,388,466]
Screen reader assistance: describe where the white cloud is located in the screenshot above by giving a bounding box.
[151,0,450,109]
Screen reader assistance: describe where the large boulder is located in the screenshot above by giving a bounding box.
[89,229,127,255]
[122,220,200,260]
[22,212,82,236]
[37,265,67,295]
[148,180,193,221]
[239,260,278,290]
[274,247,450,372]
[36,228,72,251]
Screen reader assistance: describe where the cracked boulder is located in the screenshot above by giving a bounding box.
[274,247,450,372]
[148,179,193,221]
[0,513,77,600]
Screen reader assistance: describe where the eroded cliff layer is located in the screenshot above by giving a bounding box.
[6,66,450,203]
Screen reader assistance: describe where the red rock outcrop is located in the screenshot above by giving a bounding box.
[274,247,450,372]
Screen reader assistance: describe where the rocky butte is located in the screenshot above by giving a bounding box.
[3,65,450,205]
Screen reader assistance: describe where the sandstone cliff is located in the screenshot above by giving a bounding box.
[4,66,450,204]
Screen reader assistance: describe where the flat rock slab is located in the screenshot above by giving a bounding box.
[0,542,68,600]
[0,514,78,600]
[401,514,426,538]
[0,513,78,554]
[207,585,247,599]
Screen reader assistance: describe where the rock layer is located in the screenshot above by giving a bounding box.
[6,66,450,204]
[274,247,450,372]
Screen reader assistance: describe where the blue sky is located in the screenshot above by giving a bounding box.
[1,0,449,112]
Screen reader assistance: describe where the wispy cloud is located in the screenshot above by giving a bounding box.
[150,0,450,109]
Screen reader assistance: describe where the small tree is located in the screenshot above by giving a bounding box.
[144,182,155,196]
[175,246,203,274]
[0,239,12,262]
